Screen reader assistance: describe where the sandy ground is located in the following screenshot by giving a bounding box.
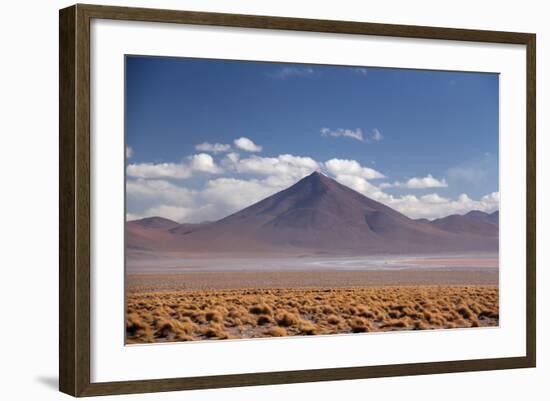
[127,269,498,293]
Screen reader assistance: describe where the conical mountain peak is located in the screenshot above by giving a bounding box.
[128,172,499,254]
[289,170,347,195]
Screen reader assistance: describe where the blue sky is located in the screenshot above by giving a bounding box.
[126,56,499,223]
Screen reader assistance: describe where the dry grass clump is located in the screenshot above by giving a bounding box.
[126,313,153,343]
[264,326,287,337]
[349,317,371,333]
[276,311,299,327]
[327,314,343,325]
[249,304,272,315]
[126,285,498,343]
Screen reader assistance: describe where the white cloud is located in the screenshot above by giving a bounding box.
[222,154,320,183]
[127,153,223,179]
[355,189,499,220]
[320,128,383,143]
[126,178,196,205]
[194,142,232,154]
[354,67,369,76]
[321,128,364,142]
[201,177,281,214]
[380,174,448,189]
[234,137,263,152]
[324,158,385,180]
[371,128,383,142]
[420,193,449,204]
[269,67,315,79]
[127,162,192,179]
[126,146,497,223]
[332,175,380,198]
[126,146,134,158]
[189,153,222,174]
[325,164,498,220]
[223,152,240,164]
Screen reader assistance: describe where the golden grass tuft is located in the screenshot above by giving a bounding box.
[326,314,343,325]
[264,326,287,337]
[249,304,273,315]
[298,321,317,335]
[276,311,299,327]
[349,317,371,333]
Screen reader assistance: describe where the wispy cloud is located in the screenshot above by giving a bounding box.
[195,142,232,154]
[268,66,315,79]
[353,67,369,76]
[320,127,383,143]
[446,153,496,185]
[371,128,383,142]
[447,166,487,183]
[126,146,134,158]
[321,127,365,142]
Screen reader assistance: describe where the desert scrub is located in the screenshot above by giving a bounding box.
[126,285,499,343]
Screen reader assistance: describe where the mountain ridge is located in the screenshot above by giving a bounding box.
[127,172,498,254]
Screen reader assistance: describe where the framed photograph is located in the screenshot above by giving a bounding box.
[59,4,536,397]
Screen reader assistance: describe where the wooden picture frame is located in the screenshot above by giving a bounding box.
[59,3,536,397]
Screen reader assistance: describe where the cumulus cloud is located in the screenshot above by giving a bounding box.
[227,154,318,177]
[333,175,380,198]
[126,147,497,223]
[194,142,232,154]
[320,128,383,143]
[126,178,197,206]
[189,153,222,174]
[345,181,500,220]
[380,174,448,189]
[201,177,282,213]
[127,153,223,179]
[126,178,223,223]
[324,158,385,180]
[234,137,263,152]
[420,193,449,204]
[127,162,192,179]
[126,146,134,158]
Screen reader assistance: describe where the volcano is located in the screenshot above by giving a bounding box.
[127,171,498,255]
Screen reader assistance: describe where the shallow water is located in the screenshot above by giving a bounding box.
[126,252,498,274]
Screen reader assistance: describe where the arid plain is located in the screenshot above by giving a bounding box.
[126,173,499,343]
[126,253,498,343]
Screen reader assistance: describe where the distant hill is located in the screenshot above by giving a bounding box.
[429,212,498,237]
[465,210,499,225]
[126,172,498,255]
[128,216,180,230]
